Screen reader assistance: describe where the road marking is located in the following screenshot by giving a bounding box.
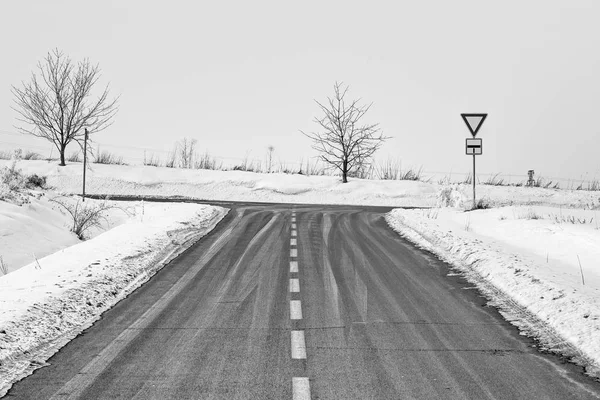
[290,300,303,319]
[290,238,297,246]
[291,330,307,359]
[290,261,298,273]
[292,223,296,229]
[290,248,297,258]
[292,377,311,400]
[292,217,296,222]
[291,230,297,237]
[290,278,300,292]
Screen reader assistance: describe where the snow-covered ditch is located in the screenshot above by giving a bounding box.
[0,198,228,395]
[386,200,600,378]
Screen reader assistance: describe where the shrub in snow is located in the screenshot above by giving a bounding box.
[50,196,128,240]
[0,160,26,191]
[475,197,492,209]
[437,185,464,208]
[0,160,31,205]
[25,174,47,189]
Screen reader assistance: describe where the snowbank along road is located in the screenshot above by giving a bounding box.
[5,202,600,399]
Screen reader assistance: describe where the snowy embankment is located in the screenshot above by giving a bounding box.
[386,201,600,378]
[5,160,440,207]
[3,160,598,209]
[0,197,228,394]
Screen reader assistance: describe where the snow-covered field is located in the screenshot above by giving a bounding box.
[1,159,600,394]
[6,160,600,209]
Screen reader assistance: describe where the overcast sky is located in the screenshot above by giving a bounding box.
[1,0,599,182]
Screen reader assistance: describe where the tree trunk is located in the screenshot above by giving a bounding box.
[59,144,66,166]
[342,159,348,183]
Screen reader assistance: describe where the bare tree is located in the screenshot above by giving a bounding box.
[301,82,389,183]
[11,49,119,166]
[178,137,197,168]
[266,145,275,173]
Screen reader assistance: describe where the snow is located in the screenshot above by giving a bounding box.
[0,180,228,394]
[0,194,131,274]
[386,202,600,378]
[4,160,599,209]
[1,159,600,393]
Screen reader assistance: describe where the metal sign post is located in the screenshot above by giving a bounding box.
[473,153,475,208]
[461,114,487,209]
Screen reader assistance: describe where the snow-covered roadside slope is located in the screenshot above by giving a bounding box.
[0,202,228,396]
[0,194,130,274]
[386,206,600,378]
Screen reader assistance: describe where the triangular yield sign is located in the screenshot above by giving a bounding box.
[461,113,487,137]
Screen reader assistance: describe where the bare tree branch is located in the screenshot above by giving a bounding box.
[301,82,390,182]
[11,49,119,166]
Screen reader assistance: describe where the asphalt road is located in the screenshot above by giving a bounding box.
[4,203,600,399]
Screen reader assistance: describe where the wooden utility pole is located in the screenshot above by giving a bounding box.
[82,128,88,202]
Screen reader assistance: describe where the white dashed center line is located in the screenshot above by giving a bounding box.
[290,278,300,292]
[292,377,311,400]
[291,330,307,359]
[290,211,311,399]
[290,300,302,320]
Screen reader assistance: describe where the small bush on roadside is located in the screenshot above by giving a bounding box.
[483,173,506,186]
[462,173,473,185]
[94,151,127,165]
[26,174,47,189]
[165,148,177,168]
[518,208,543,220]
[22,150,42,160]
[437,175,451,185]
[425,208,439,219]
[376,159,424,181]
[50,196,127,240]
[0,160,26,191]
[474,197,492,209]
[144,153,162,167]
[194,152,222,170]
[0,160,30,205]
[588,179,600,191]
[549,213,594,224]
[437,185,464,208]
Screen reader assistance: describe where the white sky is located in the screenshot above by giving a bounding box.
[1,0,599,182]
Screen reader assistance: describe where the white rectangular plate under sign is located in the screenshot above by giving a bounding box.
[466,138,482,155]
